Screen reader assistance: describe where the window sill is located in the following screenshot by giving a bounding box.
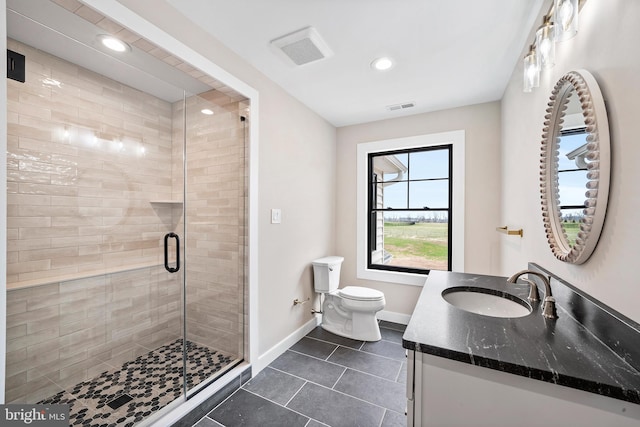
[357,267,429,287]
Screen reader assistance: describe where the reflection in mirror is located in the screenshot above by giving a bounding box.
[540,70,610,264]
[556,91,589,246]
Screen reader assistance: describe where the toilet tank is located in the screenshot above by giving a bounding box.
[312,256,344,293]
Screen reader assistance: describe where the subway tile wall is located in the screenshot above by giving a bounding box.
[7,38,175,285]
[6,36,247,402]
[6,265,181,403]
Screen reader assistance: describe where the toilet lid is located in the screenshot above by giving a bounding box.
[338,286,384,301]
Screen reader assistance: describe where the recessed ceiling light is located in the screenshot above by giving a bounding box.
[98,35,130,53]
[371,57,394,71]
[201,108,214,115]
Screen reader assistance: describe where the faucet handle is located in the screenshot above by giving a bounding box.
[542,296,558,319]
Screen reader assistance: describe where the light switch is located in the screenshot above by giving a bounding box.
[271,208,282,224]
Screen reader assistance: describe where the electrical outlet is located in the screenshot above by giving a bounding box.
[271,208,281,224]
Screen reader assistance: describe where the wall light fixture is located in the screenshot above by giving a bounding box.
[523,0,586,92]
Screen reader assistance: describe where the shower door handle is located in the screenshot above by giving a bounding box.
[164,232,180,273]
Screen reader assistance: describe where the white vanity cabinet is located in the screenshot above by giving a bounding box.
[406,350,640,427]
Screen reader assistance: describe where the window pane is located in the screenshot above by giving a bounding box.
[560,208,584,246]
[372,153,408,182]
[381,181,408,209]
[368,144,453,273]
[370,211,449,271]
[408,180,449,209]
[558,170,588,207]
[558,132,588,171]
[409,150,449,180]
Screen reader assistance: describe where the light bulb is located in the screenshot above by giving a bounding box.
[371,57,394,71]
[536,23,555,69]
[98,35,131,52]
[554,0,578,41]
[523,50,540,93]
[558,0,574,31]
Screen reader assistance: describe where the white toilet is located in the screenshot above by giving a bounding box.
[312,256,385,341]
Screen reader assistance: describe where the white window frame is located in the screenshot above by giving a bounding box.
[356,130,465,286]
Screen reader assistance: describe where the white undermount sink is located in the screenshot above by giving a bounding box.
[442,287,532,318]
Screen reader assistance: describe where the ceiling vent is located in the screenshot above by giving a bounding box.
[270,26,333,66]
[386,102,416,111]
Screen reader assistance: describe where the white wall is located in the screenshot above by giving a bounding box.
[86,1,338,358]
[337,102,502,315]
[500,0,640,323]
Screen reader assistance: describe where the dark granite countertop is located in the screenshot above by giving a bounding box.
[402,265,640,405]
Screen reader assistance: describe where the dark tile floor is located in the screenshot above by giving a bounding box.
[192,321,407,427]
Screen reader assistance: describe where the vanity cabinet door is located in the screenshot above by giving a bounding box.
[406,350,423,426]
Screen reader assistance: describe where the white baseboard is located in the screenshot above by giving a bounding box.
[378,309,411,325]
[253,315,320,374]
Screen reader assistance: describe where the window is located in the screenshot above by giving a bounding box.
[556,127,589,246]
[356,131,465,286]
[368,145,452,274]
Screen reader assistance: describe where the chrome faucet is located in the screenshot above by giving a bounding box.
[507,270,557,319]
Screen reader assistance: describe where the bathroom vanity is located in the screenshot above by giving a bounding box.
[402,265,640,427]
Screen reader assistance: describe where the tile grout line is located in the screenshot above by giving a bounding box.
[266,364,405,415]
[207,377,245,422]
[303,334,364,349]
[304,325,405,348]
[283,380,308,408]
[394,357,407,383]
[284,348,405,384]
[292,340,406,364]
[267,365,322,385]
[269,360,404,395]
[378,409,388,427]
[325,344,340,361]
[289,377,405,419]
[241,387,321,425]
[330,367,348,390]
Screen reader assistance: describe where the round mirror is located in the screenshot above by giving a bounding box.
[540,70,610,264]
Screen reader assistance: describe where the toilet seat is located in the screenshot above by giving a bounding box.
[338,286,384,301]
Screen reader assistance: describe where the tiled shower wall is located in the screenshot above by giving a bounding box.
[5,265,180,403]
[7,38,175,285]
[6,38,247,402]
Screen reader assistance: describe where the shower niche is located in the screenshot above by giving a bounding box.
[5,1,249,424]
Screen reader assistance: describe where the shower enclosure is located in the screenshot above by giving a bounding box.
[5,1,248,425]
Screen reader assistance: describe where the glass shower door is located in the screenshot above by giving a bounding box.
[179,91,247,397]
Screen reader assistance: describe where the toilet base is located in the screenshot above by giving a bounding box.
[321,310,382,342]
[321,322,381,342]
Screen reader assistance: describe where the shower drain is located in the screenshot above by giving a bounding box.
[107,394,133,410]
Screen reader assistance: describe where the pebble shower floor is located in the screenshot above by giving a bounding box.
[39,340,234,426]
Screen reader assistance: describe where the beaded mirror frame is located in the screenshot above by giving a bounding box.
[540,70,610,264]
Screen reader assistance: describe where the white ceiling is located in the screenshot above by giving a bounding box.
[167,0,545,127]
